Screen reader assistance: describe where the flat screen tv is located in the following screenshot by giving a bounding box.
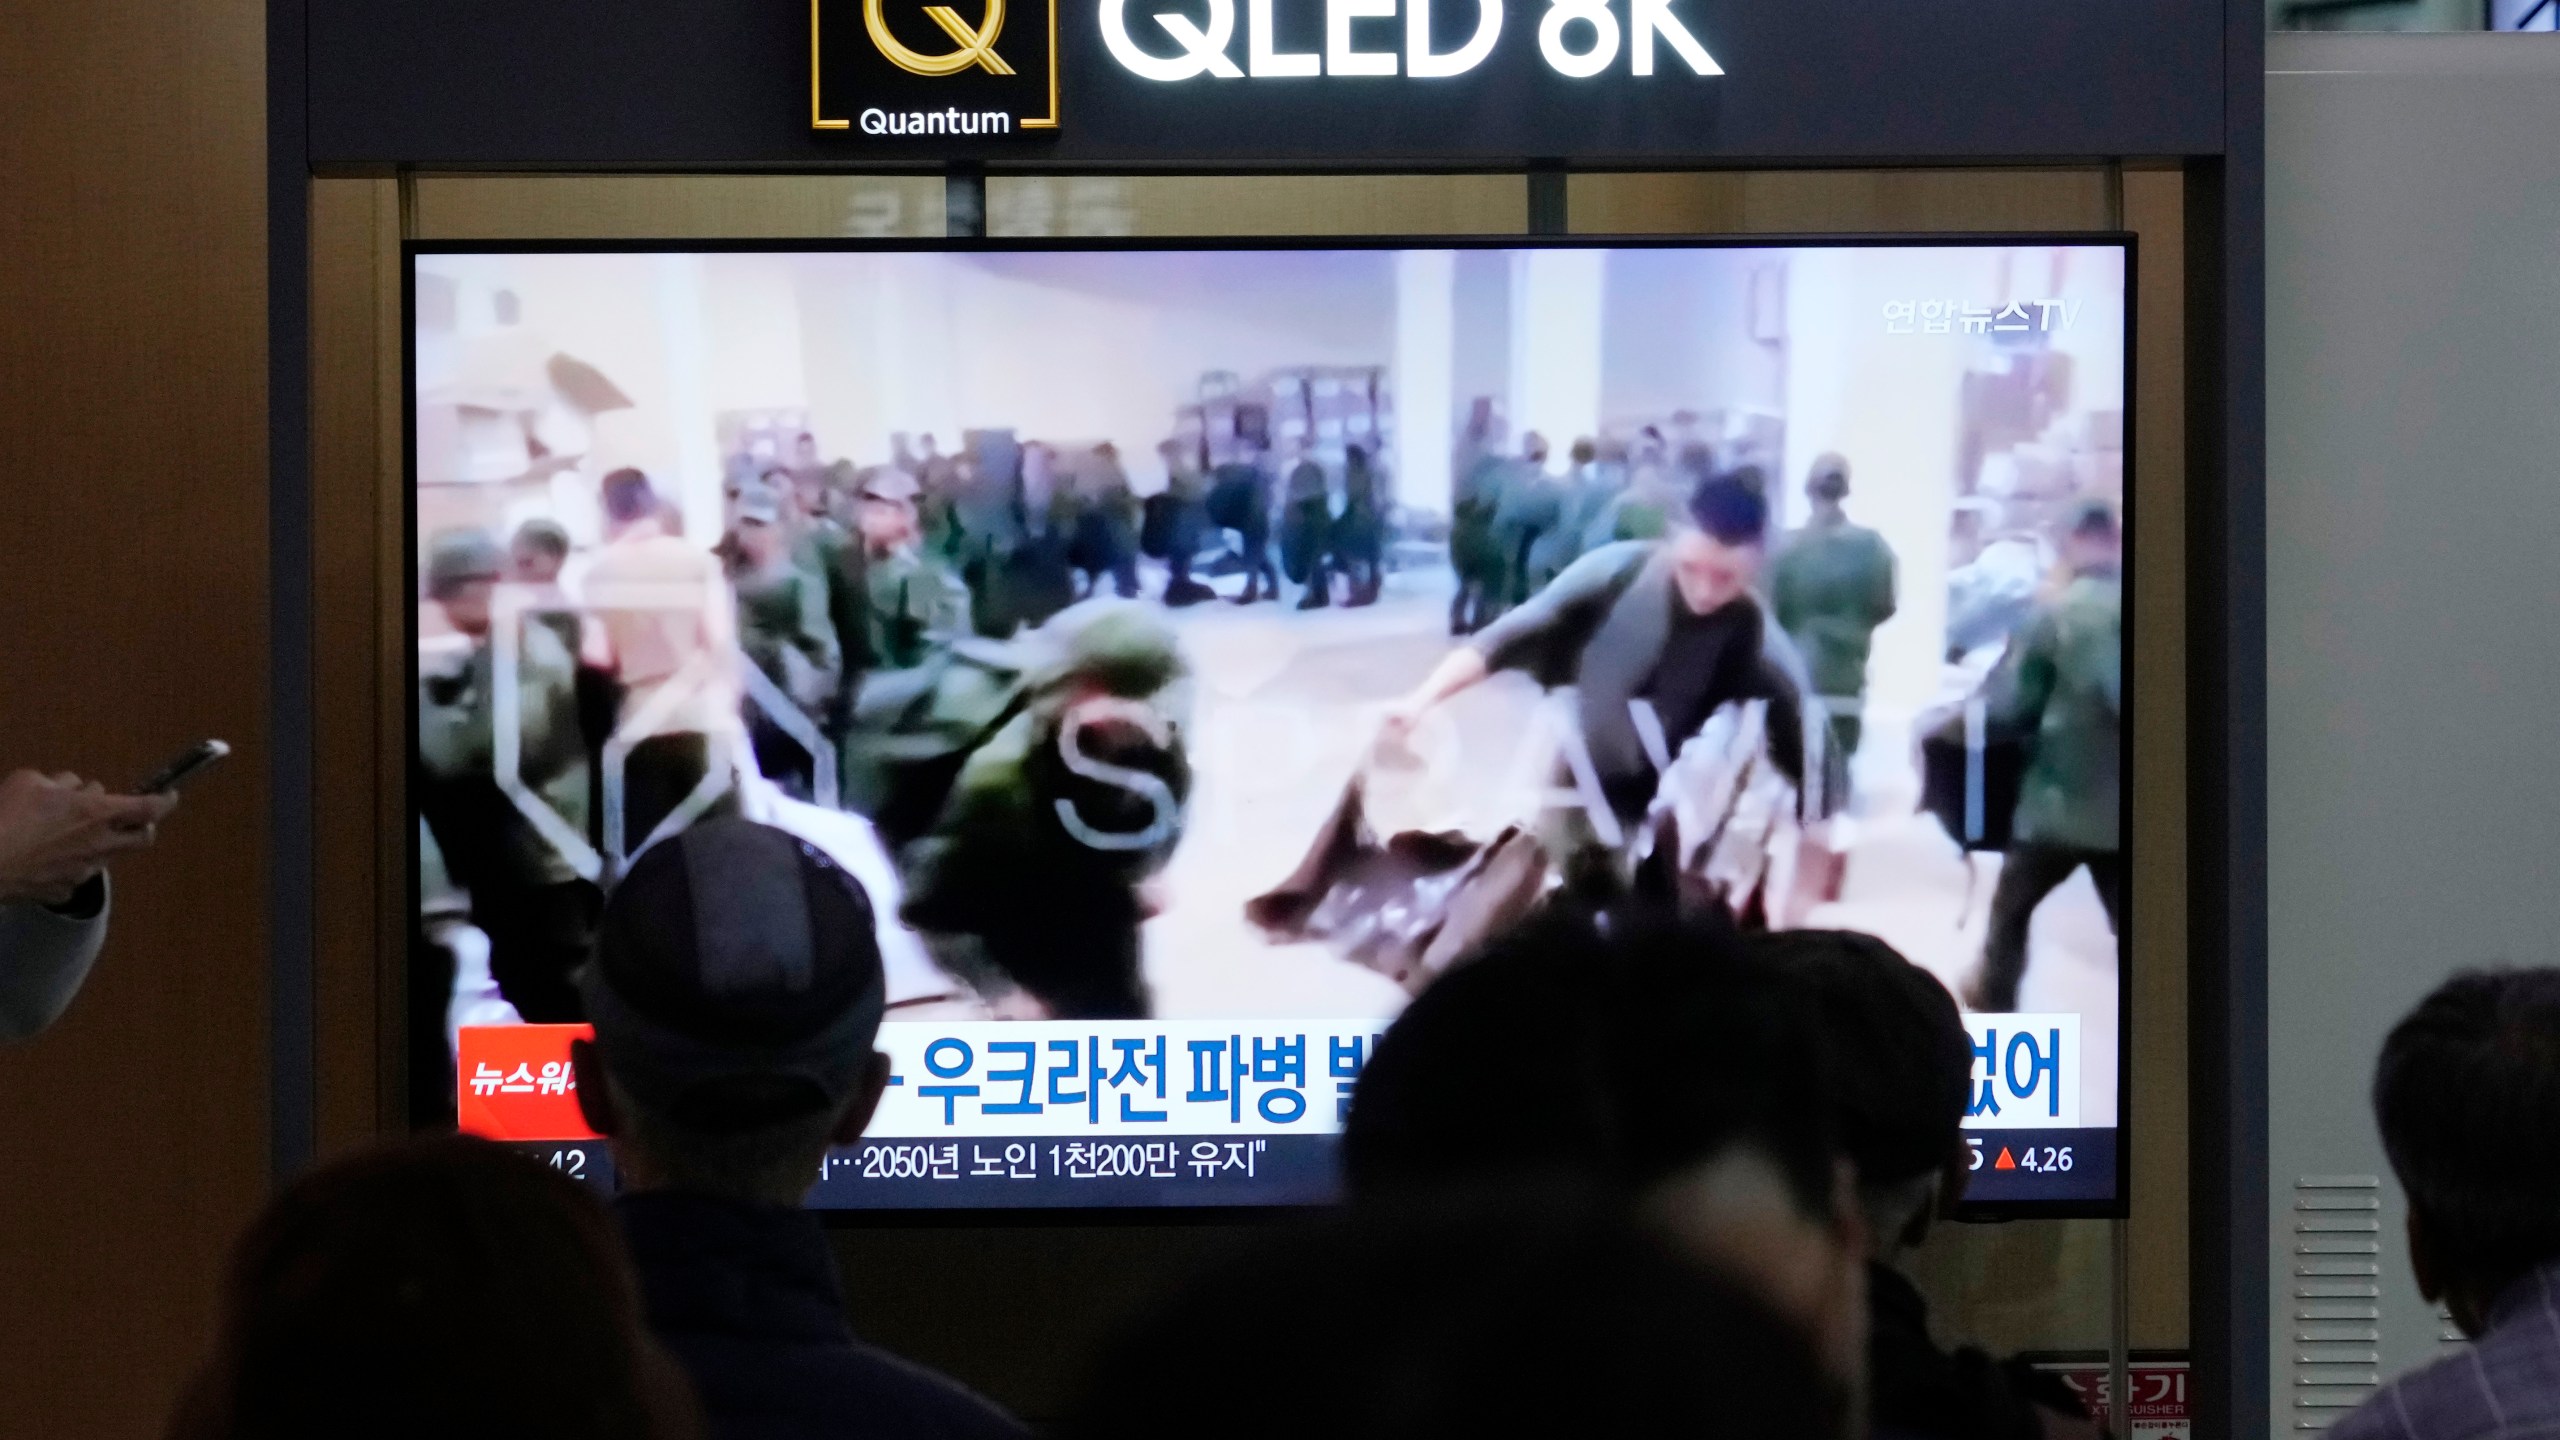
[408,236,2132,1217]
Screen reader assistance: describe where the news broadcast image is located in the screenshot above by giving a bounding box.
[411,242,2127,1210]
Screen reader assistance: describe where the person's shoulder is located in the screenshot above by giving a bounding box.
[830,1338,1032,1440]
[1572,539,1658,580]
[681,1332,1029,1440]
[2330,1336,2560,1440]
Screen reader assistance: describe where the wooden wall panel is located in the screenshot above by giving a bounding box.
[2122,164,2191,1353]
[1570,168,2118,234]
[984,174,1529,235]
[310,177,407,1153]
[414,175,949,239]
[0,0,271,1433]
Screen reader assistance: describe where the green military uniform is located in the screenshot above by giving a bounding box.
[1448,449,1508,633]
[861,547,971,673]
[1152,456,1217,605]
[417,549,598,1023]
[844,605,1191,1018]
[796,519,869,714]
[1492,460,1567,607]
[1279,458,1331,593]
[1994,567,2121,852]
[1597,471,1680,544]
[732,557,843,716]
[1332,449,1385,605]
[418,618,593,884]
[1971,562,2123,1010]
[1771,512,1898,755]
[1528,464,1609,591]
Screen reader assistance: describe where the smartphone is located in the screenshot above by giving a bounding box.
[134,739,231,795]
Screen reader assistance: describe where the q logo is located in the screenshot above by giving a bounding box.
[865,0,1017,74]
[1100,0,1242,80]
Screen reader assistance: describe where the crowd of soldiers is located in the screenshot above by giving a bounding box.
[1447,408,1703,638]
[416,417,1407,1048]
[413,400,2119,1088]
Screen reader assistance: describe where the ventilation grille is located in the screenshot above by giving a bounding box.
[2292,1175,2383,1430]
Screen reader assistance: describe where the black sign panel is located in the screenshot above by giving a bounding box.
[306,0,2228,167]
[816,0,1062,141]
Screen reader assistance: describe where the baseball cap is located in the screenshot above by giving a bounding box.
[577,817,887,1133]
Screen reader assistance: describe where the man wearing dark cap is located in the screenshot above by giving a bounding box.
[570,816,1027,1440]
[1772,454,1898,761]
[1382,471,1801,895]
[417,526,597,1022]
[1964,500,2122,1012]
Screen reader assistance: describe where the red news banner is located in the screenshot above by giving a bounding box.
[457,1024,597,1141]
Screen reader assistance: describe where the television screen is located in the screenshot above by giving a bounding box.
[410,237,2130,1214]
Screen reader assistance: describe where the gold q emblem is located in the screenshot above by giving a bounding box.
[864,0,1015,74]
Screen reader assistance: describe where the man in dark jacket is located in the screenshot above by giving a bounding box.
[569,817,1028,1440]
[1764,928,2099,1440]
[1383,472,1800,897]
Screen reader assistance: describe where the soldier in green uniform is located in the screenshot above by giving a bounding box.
[851,466,971,675]
[1597,430,1682,544]
[1065,442,1143,601]
[1448,405,1509,635]
[1152,437,1218,607]
[1333,442,1386,607]
[1770,454,1899,760]
[1491,432,1562,611]
[844,603,1192,1018]
[1964,500,2123,1012]
[795,460,869,727]
[1279,441,1334,610]
[726,478,841,800]
[1527,437,1606,591]
[416,528,598,1023]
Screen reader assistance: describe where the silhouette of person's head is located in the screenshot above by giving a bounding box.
[168,1135,699,1440]
[570,817,892,1207]
[1761,928,1975,1257]
[2376,968,2560,1336]
[1342,906,1868,1393]
[1064,1194,1846,1440]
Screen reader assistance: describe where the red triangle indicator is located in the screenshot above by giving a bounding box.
[1995,1148,2018,1170]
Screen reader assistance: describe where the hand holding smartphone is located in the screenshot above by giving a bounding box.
[134,739,230,796]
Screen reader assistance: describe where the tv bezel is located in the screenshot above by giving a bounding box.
[402,231,2138,1224]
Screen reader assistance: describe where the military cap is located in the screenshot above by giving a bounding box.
[2065,497,2120,539]
[858,467,922,505]
[1028,601,1188,698]
[425,527,505,598]
[732,478,784,526]
[1807,453,1851,500]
